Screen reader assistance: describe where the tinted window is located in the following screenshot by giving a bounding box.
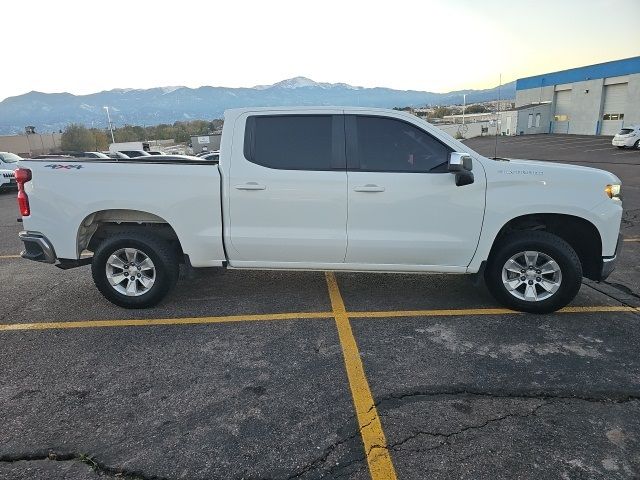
[619,129,633,135]
[350,116,451,173]
[245,115,339,170]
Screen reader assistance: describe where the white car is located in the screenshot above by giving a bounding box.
[0,152,21,190]
[14,107,623,313]
[612,126,640,149]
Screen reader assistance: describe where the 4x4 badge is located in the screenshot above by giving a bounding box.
[44,164,83,170]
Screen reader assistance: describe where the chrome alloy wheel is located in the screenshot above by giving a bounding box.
[105,248,156,296]
[501,250,562,302]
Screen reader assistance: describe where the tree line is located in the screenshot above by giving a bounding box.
[61,119,223,152]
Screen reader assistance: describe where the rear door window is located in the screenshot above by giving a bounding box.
[244,115,344,170]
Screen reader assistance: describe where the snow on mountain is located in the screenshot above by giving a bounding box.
[253,76,359,90]
[161,86,185,95]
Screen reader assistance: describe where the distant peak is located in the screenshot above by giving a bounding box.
[253,76,362,90]
[254,76,319,90]
[273,76,319,88]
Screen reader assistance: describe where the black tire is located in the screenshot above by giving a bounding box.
[91,231,179,308]
[484,231,582,314]
[635,140,640,150]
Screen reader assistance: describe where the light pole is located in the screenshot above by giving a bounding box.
[462,94,467,125]
[103,106,115,143]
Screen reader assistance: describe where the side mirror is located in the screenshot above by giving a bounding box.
[448,152,474,186]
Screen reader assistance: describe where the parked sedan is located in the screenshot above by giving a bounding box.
[612,126,640,149]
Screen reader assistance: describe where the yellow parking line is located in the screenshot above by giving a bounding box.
[325,272,397,480]
[0,254,20,259]
[0,311,333,332]
[624,238,640,242]
[2,305,636,333]
[350,305,638,318]
[351,307,516,318]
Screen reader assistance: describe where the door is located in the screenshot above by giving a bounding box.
[228,112,348,264]
[601,83,628,135]
[344,114,486,268]
[552,90,571,133]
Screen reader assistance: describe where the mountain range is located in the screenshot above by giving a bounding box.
[0,77,515,135]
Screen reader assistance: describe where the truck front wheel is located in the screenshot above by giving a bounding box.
[484,231,582,314]
[91,232,179,308]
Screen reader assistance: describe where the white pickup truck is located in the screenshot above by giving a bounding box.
[14,107,623,313]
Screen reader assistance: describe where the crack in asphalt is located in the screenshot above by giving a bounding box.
[367,387,640,413]
[282,418,377,480]
[278,387,640,479]
[382,401,551,453]
[4,389,638,480]
[600,280,640,300]
[583,280,640,313]
[0,451,161,479]
[305,401,554,478]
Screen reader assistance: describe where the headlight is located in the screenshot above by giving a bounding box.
[605,184,622,201]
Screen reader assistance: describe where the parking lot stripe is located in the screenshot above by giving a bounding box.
[325,272,398,480]
[0,254,20,259]
[624,238,640,242]
[0,312,333,332]
[349,305,638,319]
[2,305,637,333]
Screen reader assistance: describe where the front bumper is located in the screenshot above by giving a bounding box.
[599,234,623,281]
[19,231,57,264]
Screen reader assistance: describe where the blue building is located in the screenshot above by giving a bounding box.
[514,57,640,135]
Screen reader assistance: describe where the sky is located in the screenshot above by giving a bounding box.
[2,0,639,101]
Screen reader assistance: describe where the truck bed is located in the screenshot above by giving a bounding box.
[18,158,225,267]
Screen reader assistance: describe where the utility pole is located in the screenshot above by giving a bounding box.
[103,106,115,143]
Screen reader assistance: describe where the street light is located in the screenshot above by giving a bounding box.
[103,106,115,143]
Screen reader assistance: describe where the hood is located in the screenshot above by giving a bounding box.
[499,158,621,184]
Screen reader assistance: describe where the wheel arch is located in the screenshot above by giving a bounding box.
[488,213,603,280]
[77,209,185,260]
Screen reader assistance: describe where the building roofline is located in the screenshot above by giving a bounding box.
[516,56,640,91]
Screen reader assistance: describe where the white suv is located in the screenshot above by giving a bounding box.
[612,126,640,149]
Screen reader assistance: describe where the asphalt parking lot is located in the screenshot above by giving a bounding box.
[1,134,640,480]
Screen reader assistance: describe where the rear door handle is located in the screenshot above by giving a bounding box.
[235,182,266,191]
[354,184,385,192]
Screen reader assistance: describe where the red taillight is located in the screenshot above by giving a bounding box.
[15,168,32,217]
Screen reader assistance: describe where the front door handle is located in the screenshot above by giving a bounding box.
[235,182,266,191]
[354,184,385,192]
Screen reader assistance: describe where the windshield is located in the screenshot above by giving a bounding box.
[0,152,21,163]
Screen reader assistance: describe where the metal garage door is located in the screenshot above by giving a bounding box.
[552,90,571,133]
[600,83,628,136]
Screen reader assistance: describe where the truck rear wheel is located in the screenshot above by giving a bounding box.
[484,231,582,314]
[91,231,179,308]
